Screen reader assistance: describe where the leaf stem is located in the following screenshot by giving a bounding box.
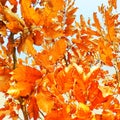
[11,32,29,120]
[18,97,29,120]
[10,32,17,69]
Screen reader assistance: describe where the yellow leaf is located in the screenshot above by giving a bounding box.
[98,86,114,97]
[78,102,90,112]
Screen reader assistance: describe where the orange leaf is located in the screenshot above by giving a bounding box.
[102,110,115,120]
[7,82,33,98]
[8,0,18,12]
[28,97,39,120]
[108,0,117,9]
[45,108,70,120]
[0,21,7,36]
[0,68,10,92]
[35,38,67,70]
[75,103,91,119]
[0,36,4,44]
[6,21,23,33]
[104,10,116,42]
[93,12,101,31]
[36,91,54,113]
[48,0,64,11]
[33,30,43,46]
[50,38,67,63]
[80,15,87,28]
[9,0,17,5]
[3,6,25,26]
[55,67,74,93]
[12,64,42,83]
[21,0,41,26]
[66,8,77,25]
[19,35,37,55]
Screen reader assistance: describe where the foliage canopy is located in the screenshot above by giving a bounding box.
[0,0,120,120]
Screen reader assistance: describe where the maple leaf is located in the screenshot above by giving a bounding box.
[36,90,54,113]
[72,68,86,102]
[11,64,42,83]
[104,10,117,42]
[7,82,33,98]
[28,97,39,120]
[80,15,87,28]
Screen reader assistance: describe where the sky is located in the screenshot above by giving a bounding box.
[75,0,120,21]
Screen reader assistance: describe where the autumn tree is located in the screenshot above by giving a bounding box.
[0,0,120,119]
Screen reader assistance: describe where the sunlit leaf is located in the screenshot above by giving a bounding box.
[93,12,101,31]
[11,64,42,83]
[72,102,92,119]
[45,107,70,120]
[36,91,54,113]
[18,35,37,55]
[108,0,117,9]
[48,0,64,11]
[102,110,115,120]
[7,82,33,97]
[35,38,67,70]
[6,21,23,33]
[3,5,25,26]
[21,0,41,26]
[98,86,114,97]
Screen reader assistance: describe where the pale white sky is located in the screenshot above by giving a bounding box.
[75,0,120,20]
